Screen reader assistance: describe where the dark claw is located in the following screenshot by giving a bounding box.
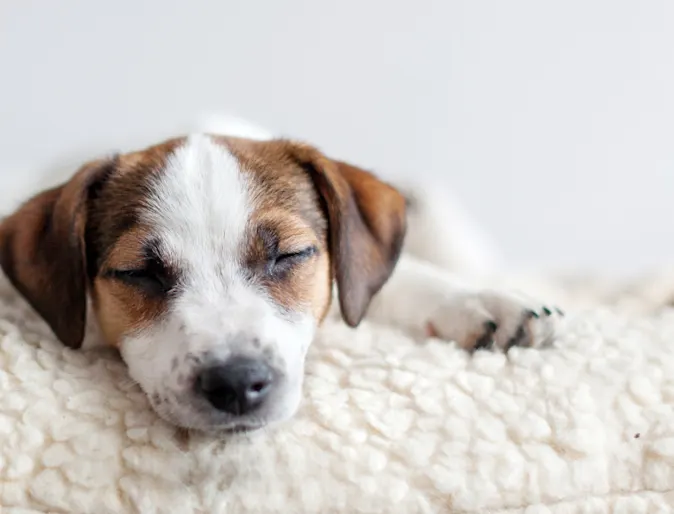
[473,320,498,351]
[505,324,528,352]
[542,306,552,316]
[555,307,565,316]
[484,320,498,333]
[526,309,539,319]
[473,335,494,351]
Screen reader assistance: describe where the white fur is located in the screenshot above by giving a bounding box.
[193,114,504,275]
[399,180,503,276]
[115,117,561,431]
[196,113,275,141]
[1,270,674,513]
[81,116,561,431]
[364,254,560,349]
[0,116,668,512]
[120,134,315,431]
[196,115,562,350]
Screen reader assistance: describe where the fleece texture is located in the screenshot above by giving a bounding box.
[1,270,674,514]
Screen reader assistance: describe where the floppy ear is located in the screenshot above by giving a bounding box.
[289,144,407,327]
[0,160,113,348]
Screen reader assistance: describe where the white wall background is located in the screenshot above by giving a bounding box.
[1,0,674,277]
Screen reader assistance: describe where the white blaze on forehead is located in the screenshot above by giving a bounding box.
[139,133,274,339]
[143,134,252,271]
[120,133,317,430]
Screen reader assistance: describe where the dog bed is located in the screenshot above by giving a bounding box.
[1,268,674,514]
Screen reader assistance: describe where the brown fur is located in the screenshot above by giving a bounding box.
[223,136,407,325]
[86,138,185,276]
[224,137,333,321]
[0,135,406,349]
[86,139,184,345]
[0,138,183,348]
[92,228,168,346]
[281,142,407,327]
[0,159,114,347]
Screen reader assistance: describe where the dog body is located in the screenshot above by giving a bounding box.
[0,120,561,432]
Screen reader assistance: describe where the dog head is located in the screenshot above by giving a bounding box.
[0,135,406,431]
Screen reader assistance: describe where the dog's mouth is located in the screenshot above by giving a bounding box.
[221,423,265,434]
[150,394,271,433]
[194,418,271,435]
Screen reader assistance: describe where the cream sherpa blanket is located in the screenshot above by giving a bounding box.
[1,268,674,514]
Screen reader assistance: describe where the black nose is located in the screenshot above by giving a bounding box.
[196,357,274,415]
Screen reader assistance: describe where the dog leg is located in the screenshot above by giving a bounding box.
[367,255,562,351]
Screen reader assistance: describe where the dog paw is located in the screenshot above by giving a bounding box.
[425,290,563,351]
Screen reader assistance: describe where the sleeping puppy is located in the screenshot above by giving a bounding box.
[0,130,562,432]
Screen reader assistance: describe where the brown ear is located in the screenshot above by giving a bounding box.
[0,159,114,348]
[289,144,407,326]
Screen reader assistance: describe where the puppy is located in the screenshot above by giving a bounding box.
[0,129,561,432]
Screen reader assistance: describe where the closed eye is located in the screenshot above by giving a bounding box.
[268,246,317,275]
[276,246,317,263]
[107,260,172,296]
